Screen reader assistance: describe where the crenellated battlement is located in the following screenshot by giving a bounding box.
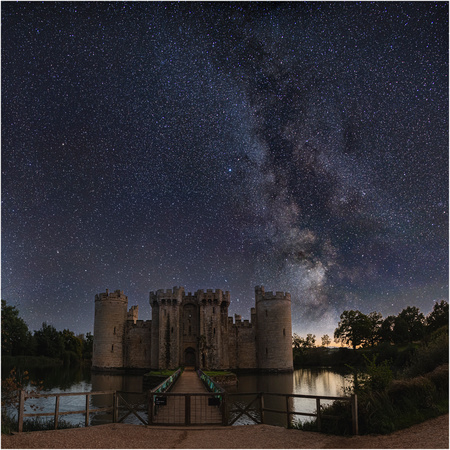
[126,319,151,329]
[227,313,253,327]
[255,285,291,302]
[95,289,127,302]
[149,286,185,305]
[149,287,230,307]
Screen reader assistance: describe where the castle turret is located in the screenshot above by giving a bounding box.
[255,286,293,371]
[149,286,184,369]
[92,289,128,370]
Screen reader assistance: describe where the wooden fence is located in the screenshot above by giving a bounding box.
[17,389,146,432]
[259,392,358,434]
[17,389,358,434]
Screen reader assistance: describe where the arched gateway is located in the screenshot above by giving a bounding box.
[184,347,196,366]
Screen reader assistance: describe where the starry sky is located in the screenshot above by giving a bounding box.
[2,2,448,339]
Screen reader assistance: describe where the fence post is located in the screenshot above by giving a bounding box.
[285,395,291,428]
[18,390,25,433]
[259,393,264,424]
[316,398,321,432]
[54,396,60,430]
[85,394,90,427]
[147,391,153,425]
[221,394,228,426]
[351,394,358,435]
[185,394,191,425]
[112,392,118,423]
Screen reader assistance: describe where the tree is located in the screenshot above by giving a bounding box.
[379,315,396,344]
[34,322,65,358]
[394,306,425,343]
[293,333,316,349]
[62,329,83,360]
[367,311,383,347]
[80,332,94,359]
[1,300,31,356]
[334,310,372,350]
[321,334,331,347]
[426,300,449,333]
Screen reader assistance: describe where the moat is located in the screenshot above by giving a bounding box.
[7,366,351,428]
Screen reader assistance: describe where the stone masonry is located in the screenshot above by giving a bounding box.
[92,286,293,372]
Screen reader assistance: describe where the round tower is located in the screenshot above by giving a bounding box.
[255,286,293,371]
[92,289,128,370]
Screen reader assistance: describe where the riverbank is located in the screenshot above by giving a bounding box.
[2,413,448,449]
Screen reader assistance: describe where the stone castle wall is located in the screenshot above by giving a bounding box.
[124,319,152,368]
[92,290,128,370]
[255,286,293,371]
[93,286,293,372]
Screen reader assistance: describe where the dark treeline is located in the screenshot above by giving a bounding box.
[1,300,93,366]
[293,300,448,370]
[293,301,448,435]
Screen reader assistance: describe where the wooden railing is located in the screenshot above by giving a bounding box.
[16,388,358,434]
[17,390,117,432]
[150,368,183,394]
[228,392,358,434]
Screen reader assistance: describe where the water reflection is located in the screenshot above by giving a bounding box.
[229,369,350,426]
[90,372,146,425]
[228,372,294,427]
[292,368,351,425]
[8,367,350,428]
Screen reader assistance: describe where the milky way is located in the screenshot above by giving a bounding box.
[2,2,448,337]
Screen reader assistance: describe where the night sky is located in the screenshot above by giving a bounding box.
[2,2,448,339]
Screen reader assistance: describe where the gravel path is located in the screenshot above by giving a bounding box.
[2,414,448,449]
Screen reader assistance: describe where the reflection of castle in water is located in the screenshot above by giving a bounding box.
[90,372,146,425]
[228,372,294,427]
[92,286,293,372]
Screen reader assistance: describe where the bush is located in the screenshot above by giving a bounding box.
[388,376,436,409]
[403,327,448,377]
[425,364,449,393]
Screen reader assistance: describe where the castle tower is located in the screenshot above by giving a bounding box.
[255,286,293,371]
[149,286,184,369]
[92,289,128,370]
[196,289,230,370]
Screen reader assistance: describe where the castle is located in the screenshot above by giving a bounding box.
[92,286,293,372]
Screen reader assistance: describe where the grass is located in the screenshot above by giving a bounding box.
[144,369,177,378]
[203,370,235,377]
[1,415,82,434]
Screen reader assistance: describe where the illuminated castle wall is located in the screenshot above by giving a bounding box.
[92,286,293,372]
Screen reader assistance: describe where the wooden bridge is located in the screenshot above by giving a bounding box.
[149,367,224,425]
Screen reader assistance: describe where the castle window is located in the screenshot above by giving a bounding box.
[189,326,191,335]
[265,309,268,317]
[265,347,268,355]
[171,327,174,333]
[111,344,114,352]
[113,327,116,335]
[283,328,286,337]
[213,328,216,336]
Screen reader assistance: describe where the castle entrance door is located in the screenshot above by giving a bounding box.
[184,347,196,366]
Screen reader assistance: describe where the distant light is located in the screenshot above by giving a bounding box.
[228,168,232,172]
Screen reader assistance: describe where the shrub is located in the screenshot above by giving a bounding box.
[425,364,449,393]
[388,376,436,409]
[403,327,448,377]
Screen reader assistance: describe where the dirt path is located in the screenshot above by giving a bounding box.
[1,414,448,449]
